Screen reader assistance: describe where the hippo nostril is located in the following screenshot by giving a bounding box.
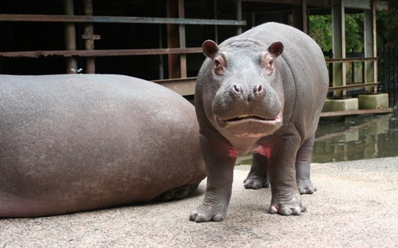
[253,85,263,94]
[233,85,241,93]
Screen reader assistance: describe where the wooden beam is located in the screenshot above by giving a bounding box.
[326,57,378,63]
[344,0,388,11]
[153,77,196,96]
[239,0,331,6]
[0,48,203,58]
[328,82,379,91]
[239,0,301,4]
[0,14,246,26]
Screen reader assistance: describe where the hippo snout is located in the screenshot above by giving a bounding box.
[231,84,265,103]
[212,81,282,127]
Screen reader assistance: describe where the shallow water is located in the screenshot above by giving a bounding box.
[235,110,398,165]
[312,111,398,163]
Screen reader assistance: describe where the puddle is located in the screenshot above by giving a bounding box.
[312,110,398,163]
[235,110,398,165]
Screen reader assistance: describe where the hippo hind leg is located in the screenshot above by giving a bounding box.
[243,153,269,189]
[296,135,317,194]
[156,184,199,201]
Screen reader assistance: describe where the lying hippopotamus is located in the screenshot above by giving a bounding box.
[0,74,206,217]
[190,22,328,222]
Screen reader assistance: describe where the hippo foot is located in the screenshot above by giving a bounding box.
[297,178,317,195]
[243,176,269,189]
[189,204,227,222]
[268,194,306,216]
[158,184,198,201]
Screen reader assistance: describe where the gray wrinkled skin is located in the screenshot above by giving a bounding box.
[0,74,206,217]
[190,22,328,222]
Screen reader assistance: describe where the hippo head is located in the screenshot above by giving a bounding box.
[200,39,284,146]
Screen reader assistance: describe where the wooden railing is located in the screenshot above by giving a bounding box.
[325,57,379,93]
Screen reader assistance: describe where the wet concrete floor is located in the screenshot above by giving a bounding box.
[1,111,398,247]
[1,158,397,247]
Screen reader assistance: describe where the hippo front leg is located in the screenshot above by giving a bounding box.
[244,153,269,189]
[268,134,306,216]
[296,135,317,194]
[189,135,236,222]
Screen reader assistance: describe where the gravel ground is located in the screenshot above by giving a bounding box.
[1,157,398,248]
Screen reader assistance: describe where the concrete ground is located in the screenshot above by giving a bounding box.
[1,157,398,248]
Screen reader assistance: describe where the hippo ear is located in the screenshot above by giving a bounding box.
[267,41,284,58]
[262,42,283,75]
[202,40,219,59]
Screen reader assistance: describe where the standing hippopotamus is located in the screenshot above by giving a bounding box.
[0,74,206,218]
[190,22,328,222]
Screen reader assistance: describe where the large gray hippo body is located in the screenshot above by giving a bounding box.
[190,22,328,222]
[0,74,206,217]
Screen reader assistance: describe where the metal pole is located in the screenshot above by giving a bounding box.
[84,0,95,74]
[64,0,77,73]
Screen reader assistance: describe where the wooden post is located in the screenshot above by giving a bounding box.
[84,0,95,74]
[332,0,346,97]
[64,0,77,74]
[178,0,187,78]
[214,0,219,43]
[364,0,377,93]
[302,0,308,34]
[236,0,242,35]
[292,5,303,31]
[166,0,181,78]
[291,2,307,33]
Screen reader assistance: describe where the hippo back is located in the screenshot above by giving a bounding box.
[0,74,205,217]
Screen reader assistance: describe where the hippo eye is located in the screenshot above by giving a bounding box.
[214,58,221,67]
[269,59,274,65]
[213,56,225,75]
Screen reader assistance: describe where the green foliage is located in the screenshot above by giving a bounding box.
[345,14,363,53]
[376,0,398,46]
[309,15,332,52]
[309,14,363,53]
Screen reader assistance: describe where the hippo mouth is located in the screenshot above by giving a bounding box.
[217,114,281,126]
[215,113,283,138]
